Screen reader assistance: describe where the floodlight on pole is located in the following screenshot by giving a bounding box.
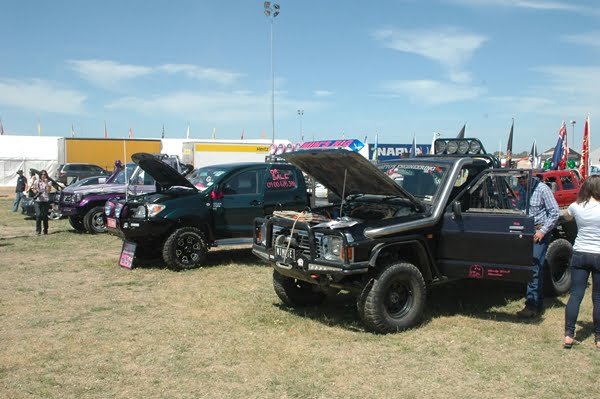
[264,2,280,145]
[297,109,304,142]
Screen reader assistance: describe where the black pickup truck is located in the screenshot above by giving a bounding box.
[106,153,309,270]
[252,138,574,333]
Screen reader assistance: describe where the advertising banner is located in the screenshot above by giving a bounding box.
[369,144,431,161]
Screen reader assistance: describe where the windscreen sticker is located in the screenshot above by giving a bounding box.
[267,169,297,189]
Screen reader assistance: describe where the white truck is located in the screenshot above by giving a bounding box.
[181,139,295,168]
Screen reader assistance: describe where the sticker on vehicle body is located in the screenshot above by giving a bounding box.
[487,268,512,277]
[468,264,484,279]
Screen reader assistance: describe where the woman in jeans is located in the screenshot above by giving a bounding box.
[563,175,600,349]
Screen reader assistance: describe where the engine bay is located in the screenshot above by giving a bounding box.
[273,197,420,228]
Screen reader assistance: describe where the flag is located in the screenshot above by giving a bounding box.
[37,119,42,136]
[0,118,4,135]
[129,127,133,139]
[186,123,190,139]
[456,123,466,139]
[579,116,590,179]
[241,128,244,140]
[550,121,568,170]
[506,119,514,167]
[212,127,216,140]
[161,124,165,139]
[430,132,440,154]
[104,121,108,139]
[529,140,539,168]
[373,132,379,162]
[71,123,75,138]
[409,135,417,158]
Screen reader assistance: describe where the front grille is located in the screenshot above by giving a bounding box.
[272,227,322,258]
[61,192,73,204]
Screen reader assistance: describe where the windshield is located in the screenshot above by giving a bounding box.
[378,162,449,202]
[108,164,140,184]
[187,166,230,192]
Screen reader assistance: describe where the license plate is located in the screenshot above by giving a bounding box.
[275,246,295,259]
[107,217,116,229]
[119,241,137,269]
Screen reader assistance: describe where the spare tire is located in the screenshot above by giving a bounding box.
[544,238,572,296]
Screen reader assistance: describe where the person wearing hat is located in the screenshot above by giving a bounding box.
[12,169,28,213]
[515,172,560,318]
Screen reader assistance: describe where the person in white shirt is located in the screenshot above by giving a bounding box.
[562,175,600,349]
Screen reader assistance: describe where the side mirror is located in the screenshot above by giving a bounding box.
[451,201,462,220]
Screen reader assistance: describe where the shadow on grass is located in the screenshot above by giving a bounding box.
[132,246,265,270]
[275,279,568,333]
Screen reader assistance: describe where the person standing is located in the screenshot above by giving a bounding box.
[562,175,600,348]
[12,170,28,213]
[516,173,560,318]
[28,169,38,197]
[32,170,51,235]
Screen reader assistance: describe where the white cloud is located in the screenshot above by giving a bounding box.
[106,91,271,123]
[448,0,582,11]
[373,28,487,84]
[382,79,484,105]
[106,90,327,125]
[313,90,333,97]
[159,64,242,85]
[533,66,600,96]
[561,32,600,49]
[69,59,152,90]
[489,95,556,113]
[69,60,242,90]
[488,66,600,117]
[0,79,86,113]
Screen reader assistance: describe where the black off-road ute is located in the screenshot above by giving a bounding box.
[252,138,574,333]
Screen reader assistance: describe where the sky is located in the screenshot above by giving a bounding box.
[1,0,599,153]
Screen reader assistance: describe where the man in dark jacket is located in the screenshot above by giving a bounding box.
[12,170,28,213]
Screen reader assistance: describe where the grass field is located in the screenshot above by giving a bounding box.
[1,196,600,398]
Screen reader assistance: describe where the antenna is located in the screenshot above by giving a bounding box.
[124,140,129,202]
[339,168,347,217]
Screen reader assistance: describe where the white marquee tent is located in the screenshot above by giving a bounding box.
[0,136,64,187]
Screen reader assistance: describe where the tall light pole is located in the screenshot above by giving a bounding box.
[570,120,576,152]
[297,109,304,142]
[264,2,280,145]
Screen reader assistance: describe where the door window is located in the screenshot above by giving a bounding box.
[265,167,298,191]
[456,172,520,213]
[223,170,259,195]
[561,175,575,189]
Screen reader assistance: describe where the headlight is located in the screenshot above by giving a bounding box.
[132,204,166,218]
[260,224,267,246]
[322,236,343,261]
[73,193,83,203]
[115,203,124,218]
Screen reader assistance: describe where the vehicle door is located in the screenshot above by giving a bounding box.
[263,165,307,215]
[436,169,534,283]
[213,167,266,238]
[557,173,578,206]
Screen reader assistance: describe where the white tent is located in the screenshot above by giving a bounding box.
[0,136,63,186]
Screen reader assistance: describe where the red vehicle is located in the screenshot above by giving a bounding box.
[533,169,580,207]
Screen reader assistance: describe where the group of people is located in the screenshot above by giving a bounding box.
[12,168,53,235]
[516,172,600,349]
